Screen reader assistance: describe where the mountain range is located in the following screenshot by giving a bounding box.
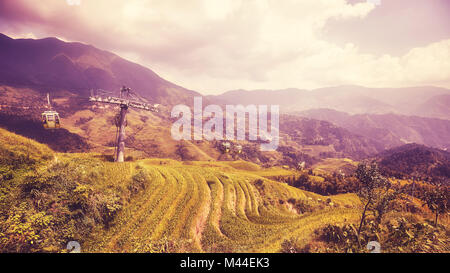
[0,33,199,106]
[296,108,450,151]
[209,86,450,120]
[0,33,449,167]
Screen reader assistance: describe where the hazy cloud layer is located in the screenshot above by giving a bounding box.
[1,0,449,94]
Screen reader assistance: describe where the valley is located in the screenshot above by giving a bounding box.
[0,34,448,253]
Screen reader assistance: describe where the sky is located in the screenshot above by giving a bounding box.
[0,0,449,94]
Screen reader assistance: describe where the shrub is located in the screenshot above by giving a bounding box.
[129,169,150,195]
[0,202,54,252]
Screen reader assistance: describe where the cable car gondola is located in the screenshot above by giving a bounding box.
[42,110,61,129]
[42,93,61,129]
[221,142,231,153]
[235,144,242,154]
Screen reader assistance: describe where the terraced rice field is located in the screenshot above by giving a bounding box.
[84,159,362,253]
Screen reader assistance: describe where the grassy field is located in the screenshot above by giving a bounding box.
[312,158,358,175]
[2,127,448,253]
[0,127,363,253]
[81,158,362,252]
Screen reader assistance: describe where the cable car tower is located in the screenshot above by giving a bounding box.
[89,86,159,162]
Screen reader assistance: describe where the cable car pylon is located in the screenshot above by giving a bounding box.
[89,86,159,162]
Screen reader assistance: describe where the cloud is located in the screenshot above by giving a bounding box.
[0,0,449,93]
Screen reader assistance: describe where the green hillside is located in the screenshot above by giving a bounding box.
[0,127,54,169]
[0,128,361,252]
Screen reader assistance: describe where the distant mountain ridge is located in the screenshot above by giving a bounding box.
[210,85,450,120]
[279,115,384,160]
[414,94,450,120]
[0,33,200,106]
[297,108,450,151]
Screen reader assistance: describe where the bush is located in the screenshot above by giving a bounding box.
[0,202,54,252]
[99,194,122,226]
[287,198,315,214]
[281,238,303,253]
[129,169,150,195]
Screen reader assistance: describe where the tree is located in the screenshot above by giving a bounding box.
[355,162,394,236]
[293,174,309,189]
[373,190,397,224]
[423,186,449,226]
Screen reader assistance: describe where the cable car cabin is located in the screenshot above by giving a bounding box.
[42,111,61,129]
[221,142,231,153]
[235,144,242,154]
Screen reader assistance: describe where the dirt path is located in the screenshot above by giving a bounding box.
[192,174,211,251]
